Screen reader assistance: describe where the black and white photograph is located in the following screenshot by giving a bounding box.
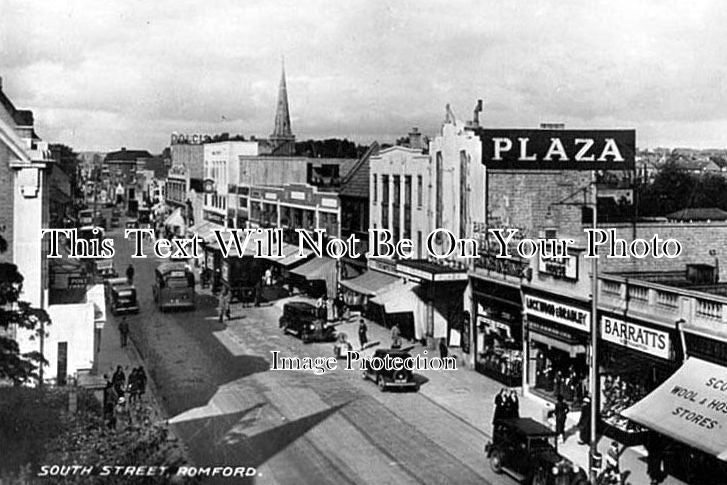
[1,1,727,484]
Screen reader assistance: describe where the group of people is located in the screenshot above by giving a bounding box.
[315,294,346,322]
[103,365,147,430]
[492,388,520,422]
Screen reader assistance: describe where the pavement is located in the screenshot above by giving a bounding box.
[268,293,687,485]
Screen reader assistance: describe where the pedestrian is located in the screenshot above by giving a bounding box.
[439,338,448,359]
[646,431,666,485]
[358,319,368,350]
[493,388,507,424]
[264,267,273,286]
[125,264,135,285]
[254,281,262,307]
[218,287,231,323]
[112,365,126,397]
[137,366,147,401]
[316,295,325,319]
[127,368,139,403]
[334,293,345,321]
[390,323,402,349]
[326,296,334,322]
[118,317,129,348]
[508,389,520,418]
[549,394,570,442]
[578,396,591,444]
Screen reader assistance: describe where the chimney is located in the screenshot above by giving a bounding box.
[408,127,422,150]
[121,147,127,151]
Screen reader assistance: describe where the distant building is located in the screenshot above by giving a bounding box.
[268,64,296,156]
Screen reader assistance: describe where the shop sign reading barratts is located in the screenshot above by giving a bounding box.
[601,316,671,360]
[479,129,635,170]
[524,295,589,331]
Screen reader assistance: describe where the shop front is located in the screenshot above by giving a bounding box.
[622,357,727,482]
[471,276,523,387]
[523,290,590,406]
[598,313,680,445]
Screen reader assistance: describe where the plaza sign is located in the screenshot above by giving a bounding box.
[478,129,635,170]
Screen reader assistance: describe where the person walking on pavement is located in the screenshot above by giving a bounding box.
[125,264,135,285]
[390,323,402,349]
[118,317,129,348]
[218,287,231,323]
[578,396,592,444]
[439,338,448,359]
[549,394,570,442]
[493,388,507,424]
[358,319,368,350]
[112,365,126,397]
[508,389,520,418]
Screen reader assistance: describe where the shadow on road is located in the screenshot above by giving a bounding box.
[171,402,350,484]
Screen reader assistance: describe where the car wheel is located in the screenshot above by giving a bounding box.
[531,468,547,485]
[377,375,386,392]
[489,449,503,474]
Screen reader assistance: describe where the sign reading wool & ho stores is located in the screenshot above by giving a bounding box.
[476,128,636,170]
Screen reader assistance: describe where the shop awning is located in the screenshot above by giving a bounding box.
[188,221,225,243]
[290,257,338,298]
[164,207,184,228]
[370,282,419,313]
[290,257,336,281]
[340,270,401,296]
[262,243,313,267]
[621,357,727,460]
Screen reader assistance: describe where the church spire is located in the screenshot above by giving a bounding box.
[270,60,295,155]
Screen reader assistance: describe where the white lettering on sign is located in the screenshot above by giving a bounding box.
[320,198,337,208]
[601,316,670,359]
[264,192,278,200]
[538,253,578,280]
[290,191,305,201]
[490,137,624,162]
[524,295,589,331]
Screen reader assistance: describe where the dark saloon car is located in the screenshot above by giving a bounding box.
[362,348,419,392]
[109,284,140,316]
[485,418,587,485]
[279,301,336,343]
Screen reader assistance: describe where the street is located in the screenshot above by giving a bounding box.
[106,221,501,485]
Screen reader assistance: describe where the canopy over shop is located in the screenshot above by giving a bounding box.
[622,357,727,460]
[339,269,401,307]
[289,257,338,298]
[164,207,185,237]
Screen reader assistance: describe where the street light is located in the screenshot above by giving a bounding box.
[548,184,600,483]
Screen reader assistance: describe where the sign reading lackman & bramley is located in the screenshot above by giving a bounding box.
[478,128,635,170]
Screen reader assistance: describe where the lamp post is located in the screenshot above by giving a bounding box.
[548,185,600,482]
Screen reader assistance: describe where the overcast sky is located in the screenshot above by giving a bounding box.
[2,0,726,153]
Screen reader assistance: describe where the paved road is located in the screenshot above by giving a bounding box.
[106,222,505,485]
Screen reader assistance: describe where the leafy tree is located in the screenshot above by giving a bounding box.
[0,235,50,385]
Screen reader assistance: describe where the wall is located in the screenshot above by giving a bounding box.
[238,156,309,186]
[45,302,95,382]
[171,144,204,179]
[598,222,727,281]
[0,142,15,263]
[369,146,431,258]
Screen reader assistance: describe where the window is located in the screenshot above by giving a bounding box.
[435,152,443,228]
[373,175,377,203]
[417,231,422,259]
[381,175,389,229]
[392,176,401,241]
[417,175,423,208]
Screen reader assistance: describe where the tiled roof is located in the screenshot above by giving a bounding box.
[339,142,379,199]
[105,149,153,162]
[666,207,727,221]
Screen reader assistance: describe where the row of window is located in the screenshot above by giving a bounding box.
[373,174,423,208]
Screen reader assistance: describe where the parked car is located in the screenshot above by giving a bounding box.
[105,277,128,304]
[485,418,588,485]
[110,215,120,228]
[362,348,420,392]
[125,219,139,230]
[109,284,140,315]
[279,301,336,343]
[93,259,117,282]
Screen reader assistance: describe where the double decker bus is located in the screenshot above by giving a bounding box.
[152,262,195,312]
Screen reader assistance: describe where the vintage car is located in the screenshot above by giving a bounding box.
[362,348,420,392]
[125,219,139,230]
[485,418,588,485]
[109,284,139,315]
[105,277,129,304]
[93,259,118,282]
[110,213,120,228]
[279,301,336,343]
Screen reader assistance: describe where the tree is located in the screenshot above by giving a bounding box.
[0,235,50,385]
